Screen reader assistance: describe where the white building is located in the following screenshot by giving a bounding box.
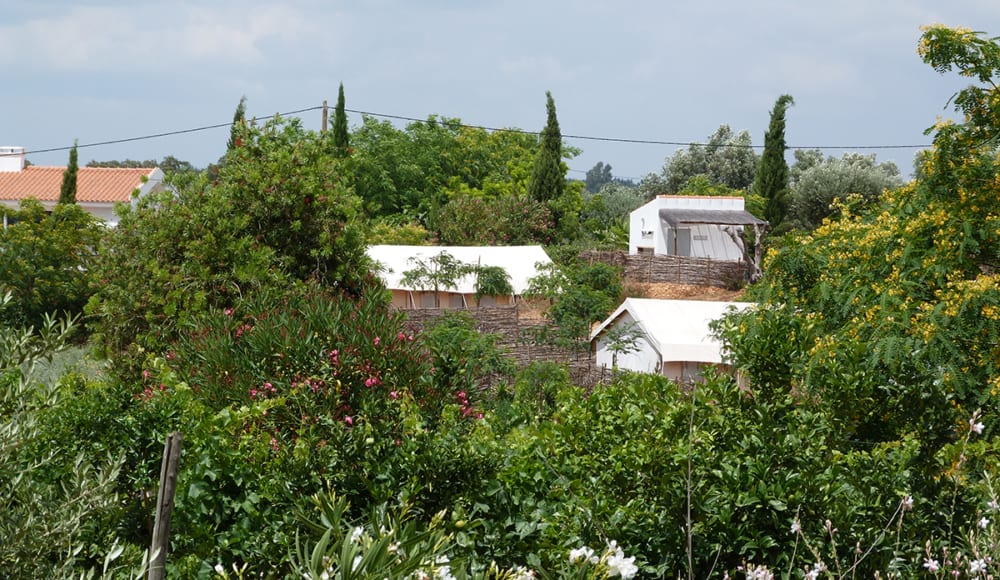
[0,146,166,225]
[629,195,767,260]
[367,245,553,309]
[590,298,753,384]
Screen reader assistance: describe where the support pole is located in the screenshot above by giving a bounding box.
[148,432,183,580]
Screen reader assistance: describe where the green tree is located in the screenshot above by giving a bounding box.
[400,251,472,308]
[58,140,78,205]
[333,82,350,157]
[753,94,794,228]
[227,95,247,151]
[87,116,366,360]
[472,265,514,306]
[349,115,537,219]
[788,152,902,229]
[527,91,564,204]
[0,200,101,329]
[585,161,614,193]
[727,24,1000,467]
[645,125,759,196]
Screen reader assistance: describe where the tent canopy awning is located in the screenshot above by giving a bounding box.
[659,208,768,228]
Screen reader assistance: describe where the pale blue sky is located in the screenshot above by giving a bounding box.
[3,0,999,180]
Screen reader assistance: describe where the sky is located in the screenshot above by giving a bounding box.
[3,1,999,182]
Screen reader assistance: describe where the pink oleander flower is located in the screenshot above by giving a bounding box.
[344,416,353,426]
[390,390,399,400]
[373,336,380,346]
[365,376,380,388]
[224,308,233,316]
[923,558,940,573]
[970,418,984,434]
[397,332,406,341]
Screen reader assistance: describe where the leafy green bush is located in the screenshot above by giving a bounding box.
[0,299,128,577]
[433,194,555,246]
[0,199,101,330]
[86,116,367,368]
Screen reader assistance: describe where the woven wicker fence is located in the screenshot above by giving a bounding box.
[580,249,746,288]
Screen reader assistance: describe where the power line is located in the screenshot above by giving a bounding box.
[4,103,931,163]
[4,106,324,157]
[345,108,932,150]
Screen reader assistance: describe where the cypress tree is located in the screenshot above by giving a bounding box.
[754,94,795,227]
[228,96,247,151]
[58,140,78,205]
[333,83,350,157]
[528,91,564,203]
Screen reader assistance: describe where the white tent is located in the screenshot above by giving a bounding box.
[590,298,753,382]
[367,245,553,308]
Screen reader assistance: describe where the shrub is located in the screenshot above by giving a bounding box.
[86,116,367,367]
[434,194,554,245]
[0,199,101,330]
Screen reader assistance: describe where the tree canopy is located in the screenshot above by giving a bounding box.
[643,125,758,196]
[725,24,1000,463]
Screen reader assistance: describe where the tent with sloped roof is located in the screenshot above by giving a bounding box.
[590,298,753,383]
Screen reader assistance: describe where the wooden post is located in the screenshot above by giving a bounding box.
[149,432,183,580]
[321,99,328,132]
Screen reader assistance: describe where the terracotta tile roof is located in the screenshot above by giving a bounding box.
[0,166,157,204]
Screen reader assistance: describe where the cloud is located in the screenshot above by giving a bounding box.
[0,2,325,71]
[0,6,140,70]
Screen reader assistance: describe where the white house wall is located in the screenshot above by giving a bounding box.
[630,196,749,259]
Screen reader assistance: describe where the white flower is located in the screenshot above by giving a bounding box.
[745,564,774,580]
[509,566,536,580]
[923,558,940,572]
[902,495,914,511]
[352,555,362,572]
[214,563,225,575]
[970,558,987,575]
[606,552,638,579]
[803,561,826,580]
[350,526,364,543]
[980,516,990,529]
[569,546,597,564]
[790,519,801,534]
[970,419,984,434]
[989,499,999,512]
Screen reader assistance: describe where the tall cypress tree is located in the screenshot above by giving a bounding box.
[754,94,795,227]
[58,140,78,205]
[333,83,350,157]
[528,91,564,203]
[228,96,247,151]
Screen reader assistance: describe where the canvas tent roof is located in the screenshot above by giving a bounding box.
[658,208,768,228]
[367,245,552,295]
[590,298,754,364]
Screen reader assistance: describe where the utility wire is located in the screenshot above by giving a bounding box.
[345,108,932,150]
[5,106,324,157]
[5,103,931,160]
